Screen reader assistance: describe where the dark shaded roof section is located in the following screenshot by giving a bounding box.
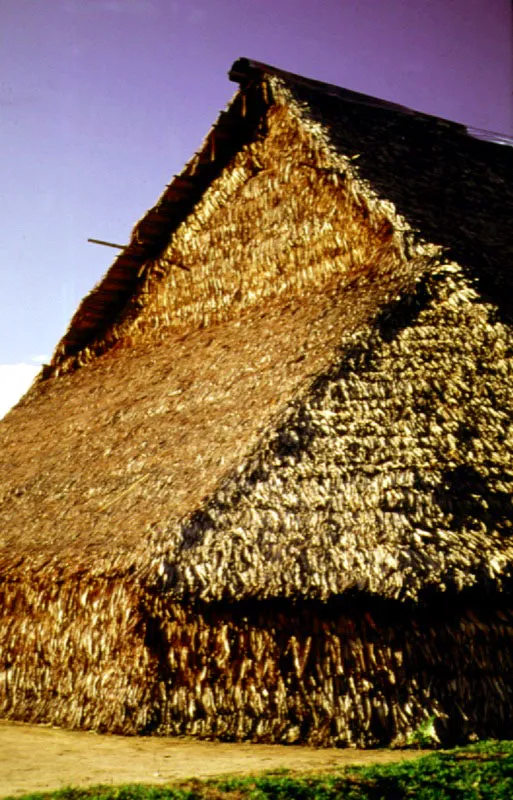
[231,57,513,146]
[297,85,513,322]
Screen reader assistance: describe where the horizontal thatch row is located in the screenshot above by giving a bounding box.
[145,597,513,746]
[4,578,512,745]
[154,260,513,602]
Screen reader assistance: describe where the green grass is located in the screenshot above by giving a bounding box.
[5,740,513,800]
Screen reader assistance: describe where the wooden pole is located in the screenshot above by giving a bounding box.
[87,238,125,250]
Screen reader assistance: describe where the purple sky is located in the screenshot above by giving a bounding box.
[0,0,511,412]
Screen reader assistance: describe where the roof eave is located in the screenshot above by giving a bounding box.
[48,72,272,375]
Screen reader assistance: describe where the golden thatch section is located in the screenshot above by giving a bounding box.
[123,101,415,337]
[0,574,155,733]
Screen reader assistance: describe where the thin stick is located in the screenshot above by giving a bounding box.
[87,238,126,250]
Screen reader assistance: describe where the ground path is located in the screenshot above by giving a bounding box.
[1,720,427,798]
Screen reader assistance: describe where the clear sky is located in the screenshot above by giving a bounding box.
[1,0,511,417]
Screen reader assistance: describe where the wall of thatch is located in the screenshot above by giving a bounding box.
[3,574,513,746]
[158,260,513,603]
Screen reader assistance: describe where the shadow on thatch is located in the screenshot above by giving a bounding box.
[436,465,513,535]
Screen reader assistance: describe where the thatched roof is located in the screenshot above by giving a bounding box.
[1,57,513,605]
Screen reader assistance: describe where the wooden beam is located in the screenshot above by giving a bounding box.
[87,238,126,250]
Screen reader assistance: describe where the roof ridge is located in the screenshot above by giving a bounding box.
[229,57,465,130]
[231,57,513,146]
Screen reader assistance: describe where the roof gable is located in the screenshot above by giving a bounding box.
[45,58,513,380]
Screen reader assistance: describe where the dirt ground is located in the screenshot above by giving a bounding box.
[0,721,428,798]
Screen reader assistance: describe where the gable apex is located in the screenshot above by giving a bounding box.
[45,58,513,380]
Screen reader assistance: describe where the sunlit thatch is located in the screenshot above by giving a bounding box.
[1,58,512,746]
